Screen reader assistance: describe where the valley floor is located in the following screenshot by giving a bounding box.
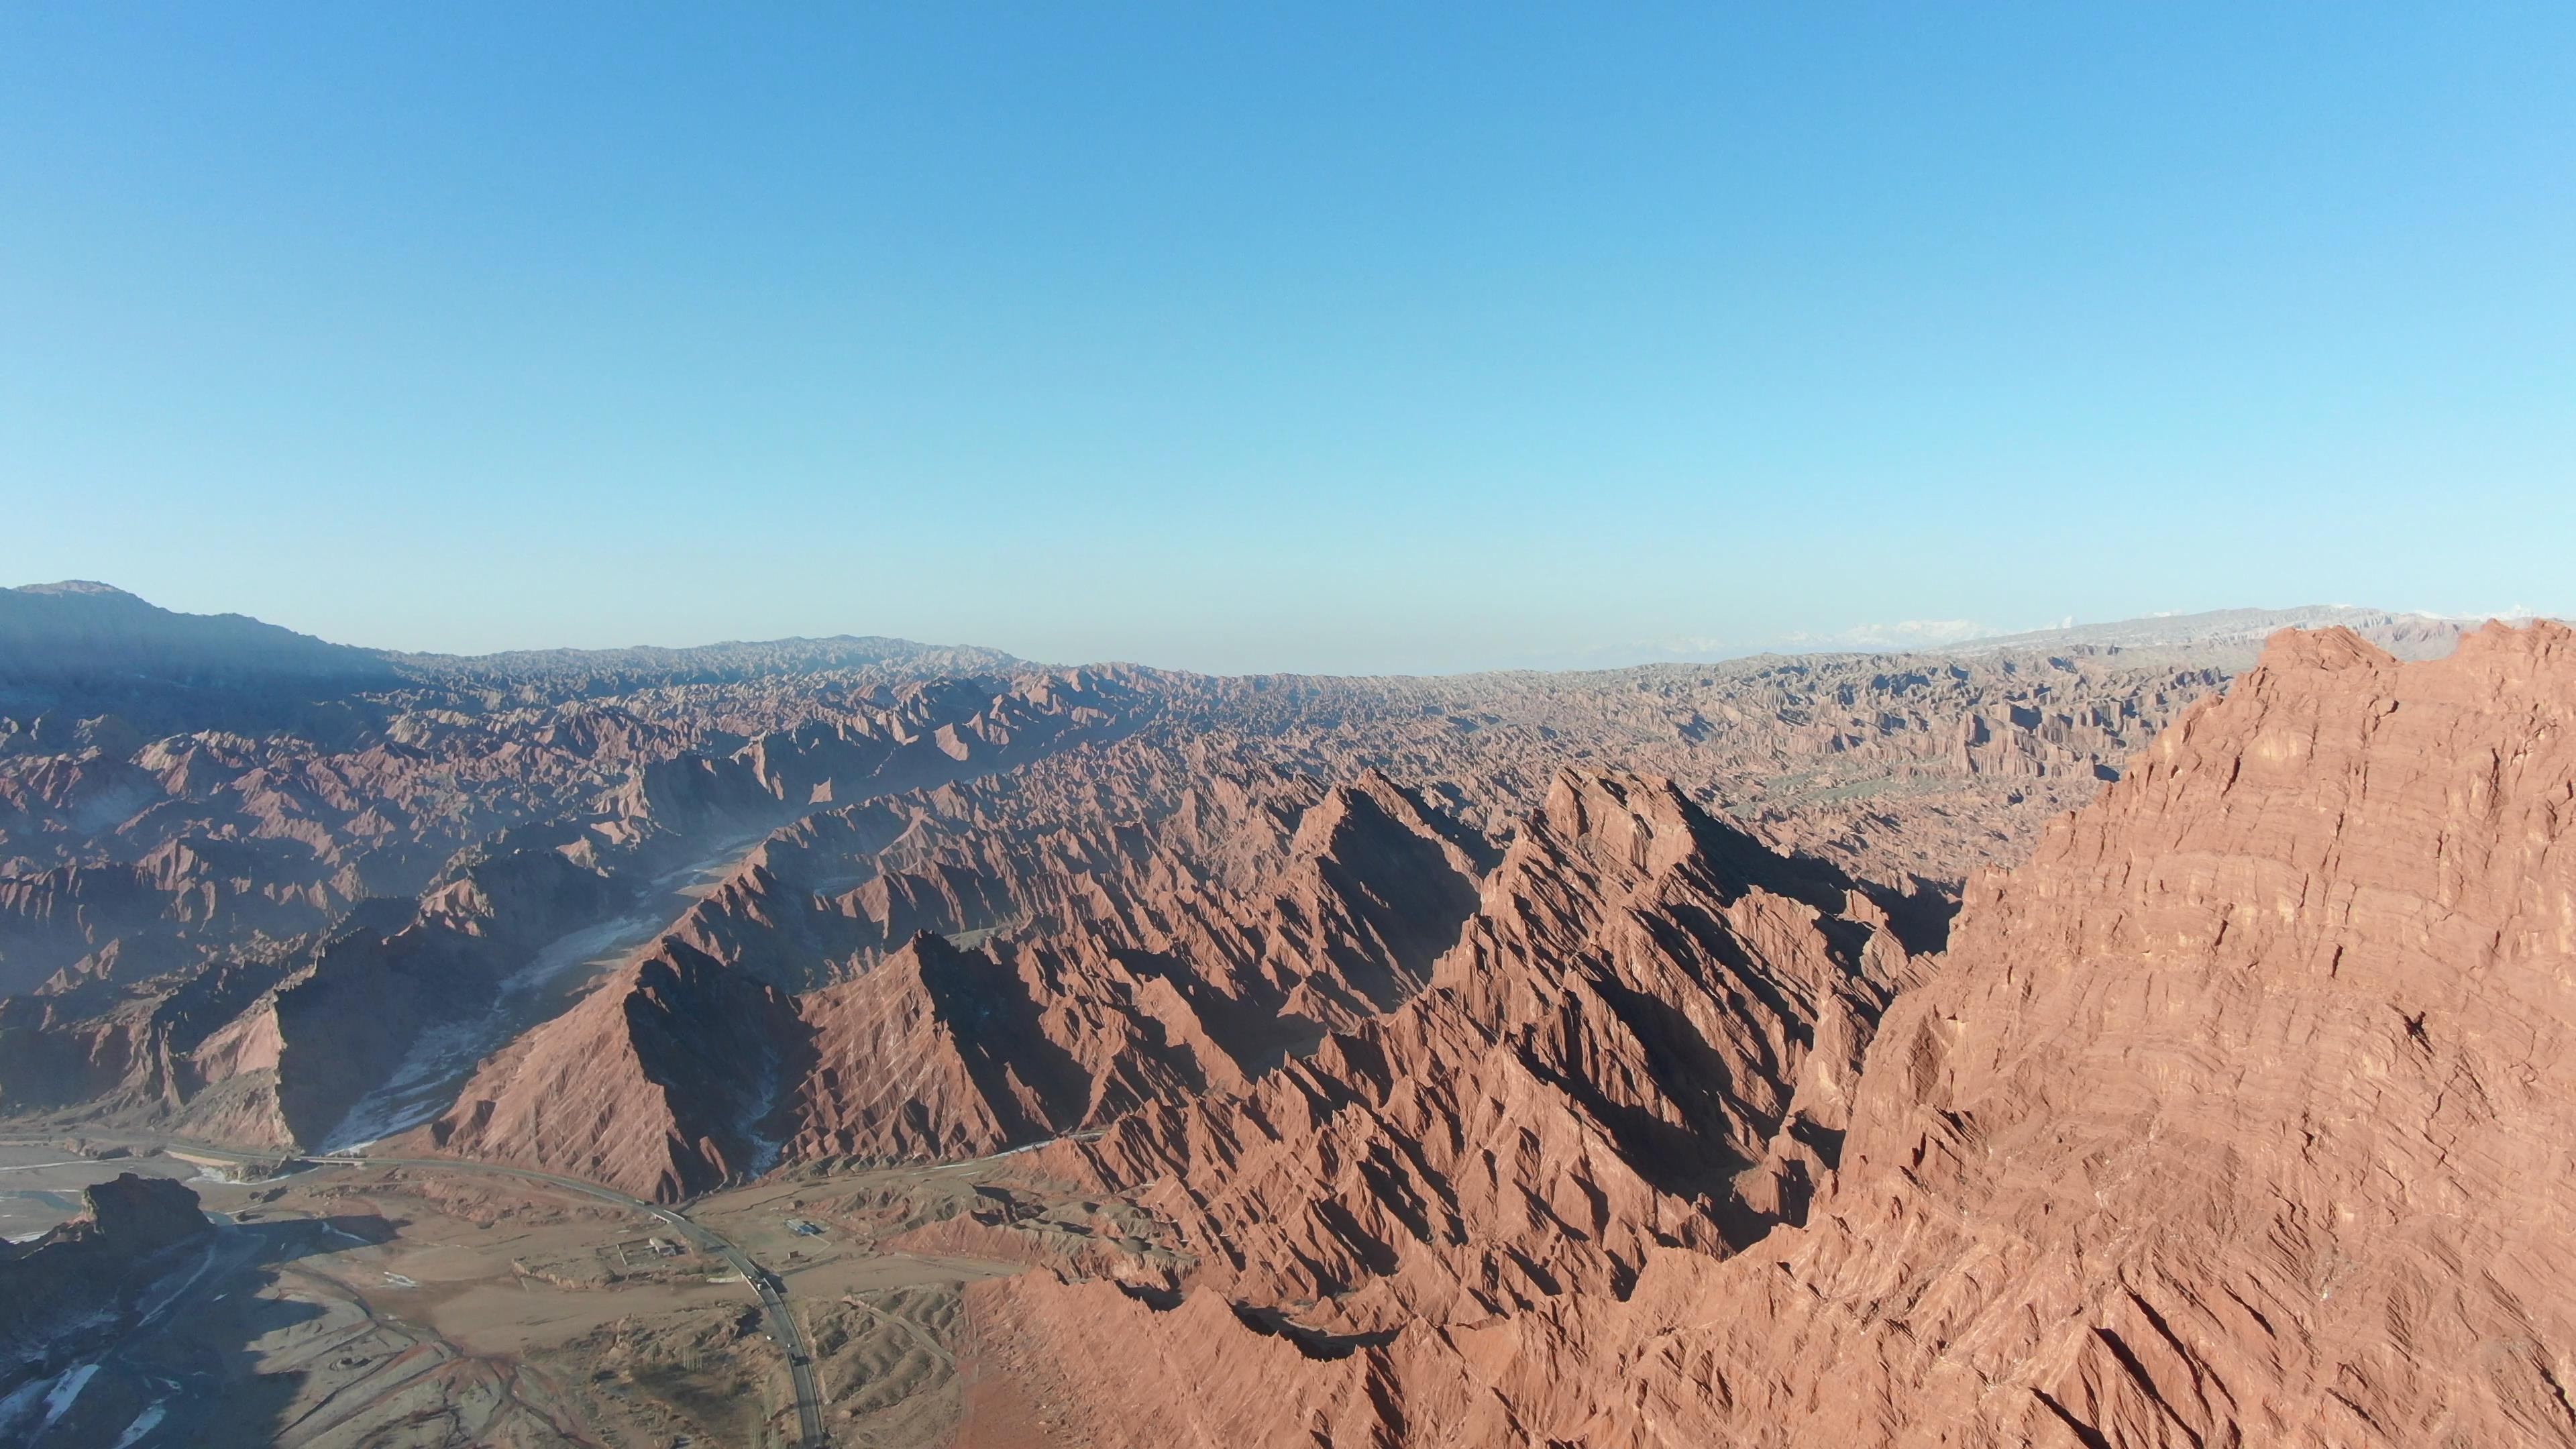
[0,1138,1122,1448]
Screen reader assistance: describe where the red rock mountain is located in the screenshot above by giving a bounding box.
[968,622,2576,1448]
[411,759,1500,1199]
[16,593,2389,1157]
[1011,767,1931,1326]
[0,666,1159,1149]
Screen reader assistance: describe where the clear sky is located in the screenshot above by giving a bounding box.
[4,5,2570,674]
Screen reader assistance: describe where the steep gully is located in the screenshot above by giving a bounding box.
[316,827,775,1152]
[297,684,1155,1157]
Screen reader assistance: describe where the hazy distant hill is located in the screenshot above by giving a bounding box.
[385,636,1026,694]
[0,582,407,741]
[0,582,402,691]
[0,582,1023,739]
[1941,604,2473,660]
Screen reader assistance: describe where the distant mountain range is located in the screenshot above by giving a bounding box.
[0,581,2532,749]
[1938,604,2475,659]
[385,636,1025,692]
[0,581,402,690]
[0,582,1025,736]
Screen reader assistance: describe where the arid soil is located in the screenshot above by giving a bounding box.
[0,1139,1107,1448]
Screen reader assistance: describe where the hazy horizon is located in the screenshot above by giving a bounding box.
[8,7,2571,674]
[13,575,2544,680]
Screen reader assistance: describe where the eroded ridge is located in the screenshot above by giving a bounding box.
[971,623,2576,1449]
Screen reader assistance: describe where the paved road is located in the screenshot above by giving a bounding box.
[5,1133,833,1449]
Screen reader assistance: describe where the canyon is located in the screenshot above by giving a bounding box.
[6,582,2566,1448]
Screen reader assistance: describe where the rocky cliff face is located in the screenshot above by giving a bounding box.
[968,622,2576,1448]
[418,939,805,1199]
[989,767,1920,1339]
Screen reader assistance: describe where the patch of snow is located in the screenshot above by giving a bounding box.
[36,1362,99,1435]
[318,1012,496,1152]
[109,1401,167,1449]
[0,1372,60,1438]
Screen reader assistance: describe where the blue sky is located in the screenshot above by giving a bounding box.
[4,5,2569,673]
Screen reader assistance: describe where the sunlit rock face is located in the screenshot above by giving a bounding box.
[969,623,2576,1449]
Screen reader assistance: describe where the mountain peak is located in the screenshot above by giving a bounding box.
[13,579,139,598]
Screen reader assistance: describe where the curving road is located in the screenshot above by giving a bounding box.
[11,1126,1122,1448]
[7,1134,832,1449]
[307,1153,833,1449]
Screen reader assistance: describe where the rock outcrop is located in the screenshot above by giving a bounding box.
[969,622,2576,1448]
[0,1172,214,1409]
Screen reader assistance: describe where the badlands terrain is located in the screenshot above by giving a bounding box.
[4,580,2566,1448]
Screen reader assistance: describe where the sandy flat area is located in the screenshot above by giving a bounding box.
[4,1144,1150,1446]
